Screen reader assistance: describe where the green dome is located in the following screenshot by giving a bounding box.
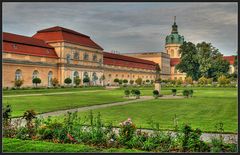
[166,33,184,45]
[165,17,184,45]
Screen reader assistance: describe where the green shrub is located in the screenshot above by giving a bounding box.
[123,79,128,84]
[124,90,130,97]
[119,118,136,145]
[74,77,81,86]
[134,90,141,99]
[64,78,72,85]
[119,79,123,85]
[14,79,24,88]
[198,76,208,85]
[153,90,159,99]
[189,90,193,97]
[135,78,142,85]
[114,78,119,83]
[172,89,177,96]
[218,75,230,86]
[185,77,193,84]
[130,80,134,85]
[182,90,190,98]
[83,77,90,84]
[32,78,42,87]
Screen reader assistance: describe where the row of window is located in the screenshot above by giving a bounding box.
[15,69,53,86]
[66,52,101,64]
[107,74,155,79]
[72,71,98,81]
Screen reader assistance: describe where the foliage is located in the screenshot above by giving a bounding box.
[83,77,90,84]
[23,110,37,138]
[74,77,81,86]
[217,75,230,86]
[119,79,123,85]
[176,79,183,85]
[64,78,72,85]
[130,80,134,85]
[172,89,177,96]
[146,79,150,83]
[32,78,42,87]
[123,79,128,84]
[176,42,200,80]
[135,78,143,85]
[152,90,159,99]
[114,78,119,83]
[14,79,24,88]
[124,89,130,97]
[119,118,136,145]
[182,90,190,98]
[134,90,141,99]
[185,77,193,85]
[198,76,208,85]
[51,78,59,87]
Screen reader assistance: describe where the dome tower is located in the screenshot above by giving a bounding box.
[165,16,184,58]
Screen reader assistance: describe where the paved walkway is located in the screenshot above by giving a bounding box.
[3,90,107,98]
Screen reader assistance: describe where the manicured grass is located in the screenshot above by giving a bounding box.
[3,86,105,95]
[3,89,132,117]
[67,87,237,133]
[3,138,144,153]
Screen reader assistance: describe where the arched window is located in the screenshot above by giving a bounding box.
[48,71,53,86]
[92,72,98,85]
[84,72,88,78]
[15,69,22,80]
[66,54,71,64]
[32,70,39,79]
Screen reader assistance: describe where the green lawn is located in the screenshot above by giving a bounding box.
[3,89,131,117]
[2,138,144,153]
[3,86,105,95]
[59,87,237,133]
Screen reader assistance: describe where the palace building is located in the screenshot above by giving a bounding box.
[2,19,236,88]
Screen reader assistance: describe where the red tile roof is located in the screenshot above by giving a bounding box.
[103,52,157,70]
[3,32,59,58]
[32,26,104,50]
[171,56,236,66]
[223,56,235,65]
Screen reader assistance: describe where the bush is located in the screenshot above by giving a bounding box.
[114,78,119,83]
[14,79,24,88]
[74,77,81,86]
[153,90,159,99]
[123,79,128,84]
[146,79,150,83]
[182,90,190,98]
[51,78,59,87]
[119,118,136,145]
[119,79,123,85]
[198,76,208,85]
[176,79,183,85]
[189,89,193,97]
[124,90,130,97]
[172,89,177,96]
[135,78,142,85]
[130,80,134,85]
[134,90,141,99]
[83,77,90,84]
[64,78,72,85]
[185,77,193,85]
[32,78,41,87]
[218,75,230,86]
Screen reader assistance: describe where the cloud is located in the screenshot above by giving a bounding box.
[3,2,237,55]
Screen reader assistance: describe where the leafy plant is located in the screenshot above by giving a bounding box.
[74,77,81,86]
[130,80,134,85]
[123,79,128,84]
[172,89,177,96]
[114,78,119,83]
[51,78,59,87]
[14,79,24,88]
[32,77,41,87]
[124,89,130,97]
[182,90,190,98]
[64,78,72,85]
[134,90,141,99]
[135,78,142,85]
[153,90,159,99]
[23,110,37,138]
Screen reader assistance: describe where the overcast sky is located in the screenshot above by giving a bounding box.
[3,2,238,55]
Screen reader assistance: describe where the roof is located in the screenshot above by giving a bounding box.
[3,32,59,58]
[171,56,236,66]
[103,52,157,70]
[223,56,235,65]
[32,26,104,50]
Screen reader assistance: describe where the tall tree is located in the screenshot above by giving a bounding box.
[176,41,200,80]
[196,42,229,80]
